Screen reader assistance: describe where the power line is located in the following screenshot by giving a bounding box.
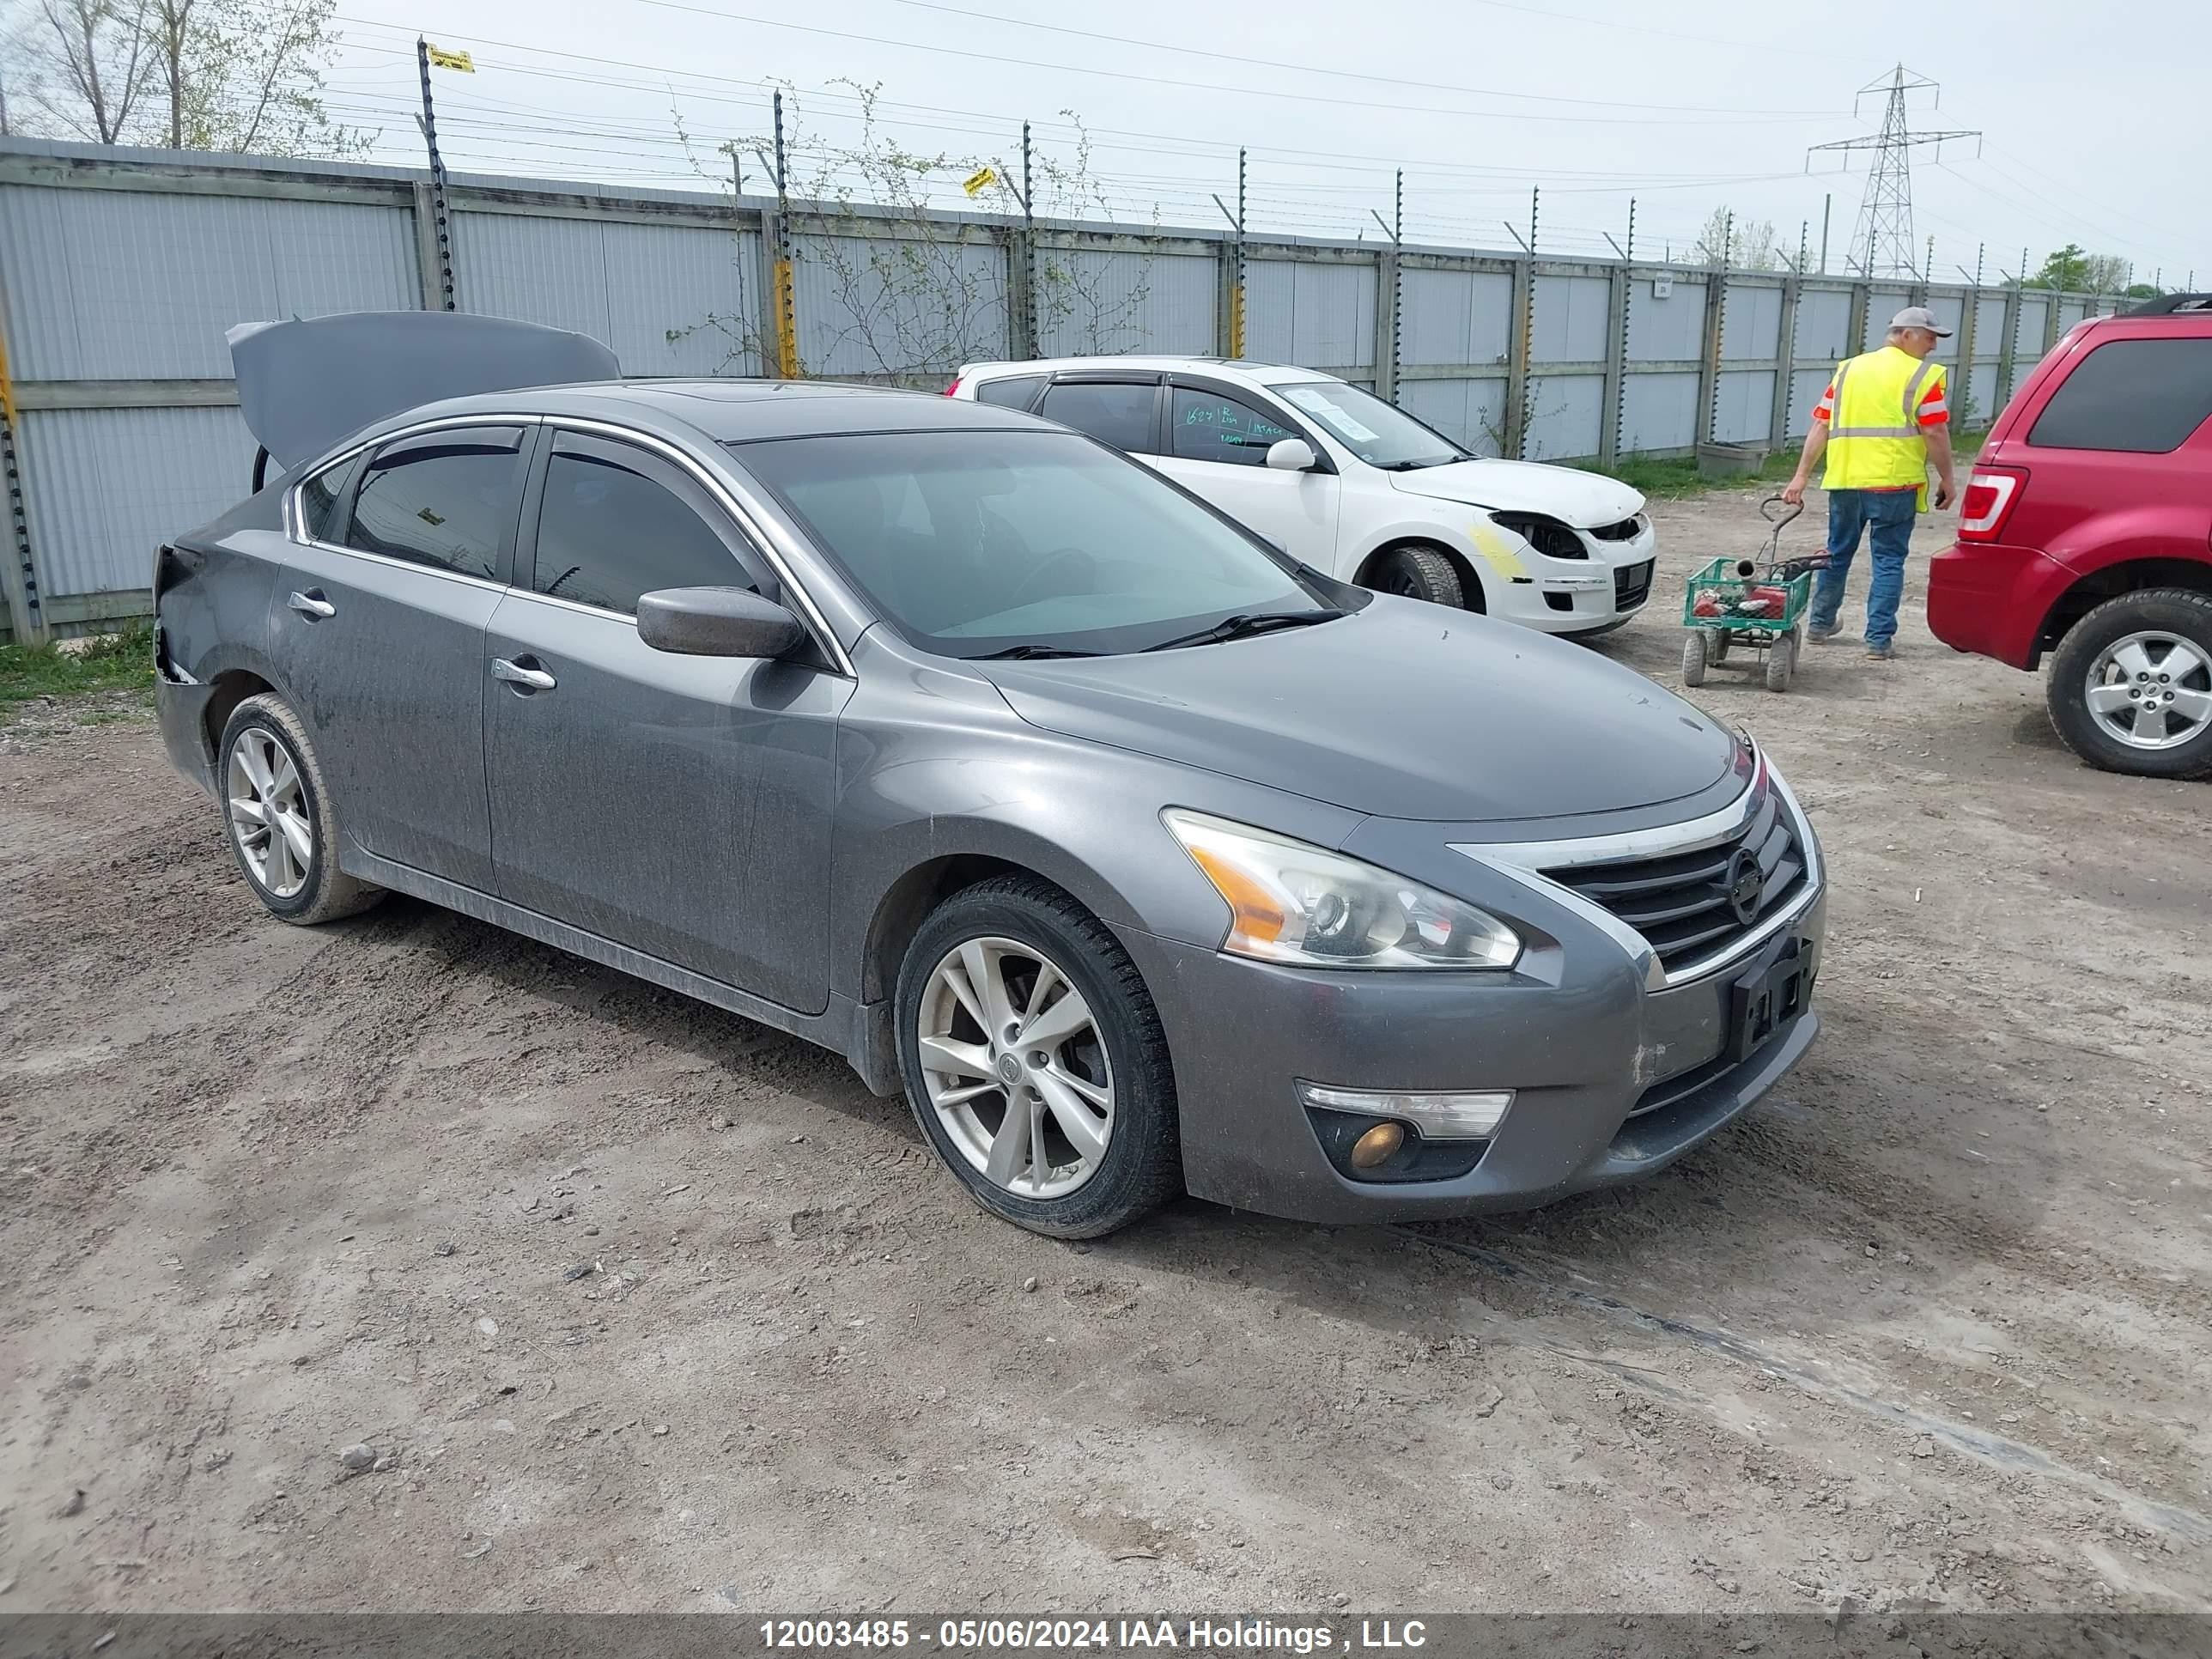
[864,0,1837,116]
[440,0,1850,127]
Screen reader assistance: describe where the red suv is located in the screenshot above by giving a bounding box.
[1928,295,2212,779]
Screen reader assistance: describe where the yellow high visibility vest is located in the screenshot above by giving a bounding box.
[1822,344,1945,492]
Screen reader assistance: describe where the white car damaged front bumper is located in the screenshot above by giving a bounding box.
[1477,516,1659,635]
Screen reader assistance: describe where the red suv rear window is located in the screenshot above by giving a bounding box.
[2027,337,2212,453]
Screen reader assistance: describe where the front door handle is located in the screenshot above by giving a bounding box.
[491,656,556,692]
[287,589,335,620]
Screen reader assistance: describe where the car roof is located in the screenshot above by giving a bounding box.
[356,378,1053,448]
[960,356,1344,388]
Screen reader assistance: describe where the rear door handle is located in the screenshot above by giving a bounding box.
[287,589,335,620]
[491,656,556,692]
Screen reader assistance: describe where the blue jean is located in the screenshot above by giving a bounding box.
[1811,488,1918,647]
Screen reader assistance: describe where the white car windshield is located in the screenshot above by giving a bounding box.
[1275,381,1468,471]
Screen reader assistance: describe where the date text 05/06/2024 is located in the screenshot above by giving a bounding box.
[757,1618,1431,1652]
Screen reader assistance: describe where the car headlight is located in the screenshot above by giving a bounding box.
[1163,809,1521,970]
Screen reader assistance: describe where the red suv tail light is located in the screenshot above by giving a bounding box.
[1957,465,2027,543]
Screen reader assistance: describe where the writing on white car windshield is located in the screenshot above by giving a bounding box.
[1277,381,1468,471]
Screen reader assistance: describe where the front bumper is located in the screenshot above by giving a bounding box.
[1115,885,1824,1225]
[1492,524,1658,634]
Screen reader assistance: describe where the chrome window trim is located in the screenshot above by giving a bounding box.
[1452,746,1825,990]
[284,410,854,676]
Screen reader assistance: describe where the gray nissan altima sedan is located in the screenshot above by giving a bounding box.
[155,313,1824,1238]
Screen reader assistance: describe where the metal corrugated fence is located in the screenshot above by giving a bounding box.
[0,137,2133,641]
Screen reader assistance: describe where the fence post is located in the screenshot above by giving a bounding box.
[1504,252,1533,459]
[1008,228,1037,362]
[1768,271,1801,453]
[1694,268,1725,447]
[410,180,446,312]
[1953,288,1980,433]
[1010,121,1038,362]
[1374,245,1400,402]
[1997,283,2021,408]
[1846,280,1871,363]
[0,318,40,644]
[1598,260,1627,466]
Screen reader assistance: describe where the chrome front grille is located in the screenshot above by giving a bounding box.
[1540,777,1808,974]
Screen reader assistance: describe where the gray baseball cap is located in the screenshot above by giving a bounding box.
[1888,306,1953,337]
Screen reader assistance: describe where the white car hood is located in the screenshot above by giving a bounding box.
[1389,459,1643,527]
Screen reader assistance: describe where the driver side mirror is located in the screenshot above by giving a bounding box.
[1265,438,1318,472]
[636,586,805,659]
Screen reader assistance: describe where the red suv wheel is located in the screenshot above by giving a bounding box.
[2045,590,2212,780]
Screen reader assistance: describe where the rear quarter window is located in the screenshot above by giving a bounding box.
[2027,337,2212,453]
[973,374,1046,410]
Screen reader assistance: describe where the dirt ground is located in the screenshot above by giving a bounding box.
[3,486,2208,1624]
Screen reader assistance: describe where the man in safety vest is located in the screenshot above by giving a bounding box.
[1781,307,1958,660]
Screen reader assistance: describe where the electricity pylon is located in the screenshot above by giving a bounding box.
[1808,65,1979,280]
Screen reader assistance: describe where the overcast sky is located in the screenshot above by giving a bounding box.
[311,0,2206,284]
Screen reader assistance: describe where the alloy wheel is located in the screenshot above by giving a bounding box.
[2083,631,2212,751]
[916,935,1115,1200]
[227,728,313,898]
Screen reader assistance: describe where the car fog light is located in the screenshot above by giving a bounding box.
[1349,1122,1406,1168]
[1297,1083,1514,1140]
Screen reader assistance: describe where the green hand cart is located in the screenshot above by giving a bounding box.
[1679,496,1828,694]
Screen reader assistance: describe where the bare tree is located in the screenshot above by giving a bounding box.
[21,0,155,143]
[672,85,1160,383]
[13,0,366,154]
[1692,207,1780,271]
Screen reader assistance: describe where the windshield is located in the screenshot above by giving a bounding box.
[732,430,1337,658]
[1273,380,1468,470]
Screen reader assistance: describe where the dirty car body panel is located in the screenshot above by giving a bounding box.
[157,316,1823,1228]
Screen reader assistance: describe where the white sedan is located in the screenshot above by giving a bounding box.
[950,356,1656,635]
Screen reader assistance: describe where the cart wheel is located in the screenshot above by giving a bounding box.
[1681,631,1708,686]
[1710,630,1732,665]
[1765,632,1797,693]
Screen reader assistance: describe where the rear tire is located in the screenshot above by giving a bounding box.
[2045,589,2212,780]
[895,875,1182,1238]
[1368,544,1466,610]
[216,694,384,925]
[1680,631,1708,686]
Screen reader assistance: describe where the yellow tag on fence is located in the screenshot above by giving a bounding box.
[424,44,476,72]
[961,166,997,198]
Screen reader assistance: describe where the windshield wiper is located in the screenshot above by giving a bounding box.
[1377,454,1468,471]
[970,642,1107,660]
[1142,609,1346,652]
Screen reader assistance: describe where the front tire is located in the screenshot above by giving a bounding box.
[1765,631,1798,693]
[1680,631,1708,686]
[1368,544,1466,609]
[895,876,1182,1238]
[216,694,384,925]
[2045,591,2212,780]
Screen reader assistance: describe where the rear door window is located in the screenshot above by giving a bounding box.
[1170,385,1297,466]
[973,374,1047,410]
[345,427,526,580]
[1037,380,1159,453]
[2027,337,2212,453]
